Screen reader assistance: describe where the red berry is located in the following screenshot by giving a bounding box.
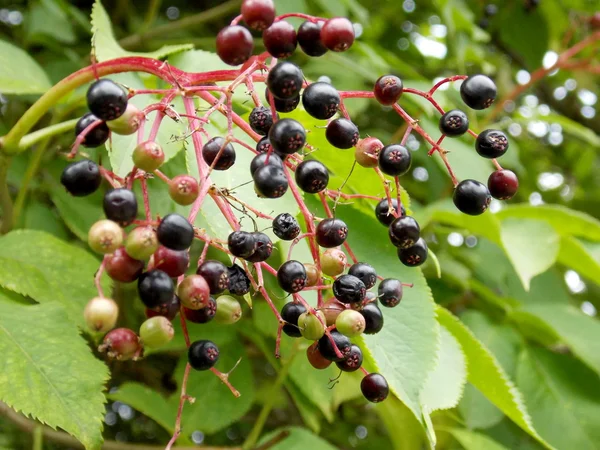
[241,0,276,31]
[216,25,254,66]
[104,247,144,283]
[263,20,297,58]
[320,17,355,52]
[168,175,199,206]
[355,137,383,168]
[178,275,211,310]
[488,169,519,200]
[152,246,190,277]
[99,328,141,361]
[361,373,389,402]
[307,342,332,369]
[374,75,403,105]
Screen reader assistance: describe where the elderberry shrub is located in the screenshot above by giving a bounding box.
[375,198,406,226]
[103,188,138,226]
[318,330,351,362]
[138,270,175,309]
[228,264,251,295]
[460,74,497,110]
[378,144,411,176]
[86,79,128,121]
[197,260,230,294]
[333,274,367,304]
[348,262,377,289]
[188,340,219,370]
[269,118,306,154]
[216,25,254,66]
[263,20,298,58]
[157,214,194,250]
[388,216,420,249]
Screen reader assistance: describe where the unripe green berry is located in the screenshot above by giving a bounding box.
[298,310,326,341]
[107,103,143,135]
[139,316,174,349]
[335,309,366,337]
[169,175,200,206]
[84,297,119,333]
[88,219,123,254]
[305,263,320,287]
[214,295,242,324]
[355,137,382,168]
[320,248,347,277]
[321,297,346,326]
[125,226,159,260]
[132,141,164,172]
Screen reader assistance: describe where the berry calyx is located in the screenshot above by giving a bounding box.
[316,218,348,248]
[214,295,243,324]
[302,82,340,120]
[295,159,329,194]
[139,316,174,349]
[355,137,383,168]
[87,79,128,121]
[298,310,326,340]
[84,297,119,333]
[202,137,236,170]
[321,248,347,277]
[333,274,366,304]
[361,373,389,402]
[228,264,251,295]
[361,302,384,334]
[178,275,211,310]
[241,0,275,31]
[216,25,254,66]
[263,20,298,58]
[152,246,189,277]
[132,141,165,172]
[103,188,138,226]
[188,340,219,370]
[228,231,257,259]
[488,169,519,200]
[326,118,359,149]
[320,17,355,52]
[88,220,123,254]
[249,106,277,136]
[336,344,363,372]
[138,269,175,309]
[269,118,306,154]
[475,129,509,159]
[398,238,428,267]
[184,298,217,324]
[99,328,141,361]
[273,213,301,241]
[378,278,403,307]
[378,144,411,176]
[266,61,304,100]
[348,262,377,289]
[297,21,327,57]
[460,74,497,110]
[75,113,110,148]
[168,175,199,206]
[375,198,405,226]
[196,260,230,294]
[453,179,492,215]
[318,330,351,362]
[306,342,332,369]
[374,75,403,105]
[60,159,102,196]
[439,109,469,137]
[104,247,144,283]
[335,309,366,337]
[277,260,307,293]
[388,215,420,249]
[106,103,143,136]
[157,214,194,251]
[281,302,307,337]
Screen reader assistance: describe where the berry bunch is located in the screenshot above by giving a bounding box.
[60,0,517,417]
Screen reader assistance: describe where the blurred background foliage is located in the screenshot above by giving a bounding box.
[0,0,599,449]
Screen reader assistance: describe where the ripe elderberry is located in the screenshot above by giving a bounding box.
[297,21,327,57]
[75,113,109,148]
[202,137,236,170]
[228,231,257,259]
[475,129,509,159]
[460,74,497,110]
[321,248,347,277]
[103,188,138,226]
[336,344,363,372]
[439,109,469,137]
[256,136,273,154]
[307,342,332,370]
[320,17,355,52]
[253,165,289,198]
[269,118,306,154]
[316,218,348,248]
[302,82,340,120]
[152,246,189,277]
[84,297,119,333]
[389,216,420,249]
[272,93,301,113]
[216,25,254,66]
[374,75,403,105]
[246,232,273,262]
[355,137,383,168]
[361,302,384,334]
[214,295,242,324]
[188,340,219,370]
[249,106,277,135]
[378,144,411,176]
[453,179,491,215]
[99,328,141,361]
[241,0,275,31]
[277,260,307,293]
[169,175,199,206]
[228,264,251,295]
[197,260,230,294]
[87,79,128,121]
[378,278,403,308]
[488,169,519,200]
[133,141,164,172]
[157,214,194,251]
[318,330,351,362]
[104,247,144,283]
[333,274,366,304]
[61,159,102,196]
[281,302,307,337]
[295,159,329,194]
[250,152,284,175]
[145,295,180,321]
[178,275,211,310]
[375,198,405,226]
[266,61,303,100]
[348,262,377,289]
[398,238,428,267]
[336,310,366,337]
[139,316,174,349]
[184,298,217,324]
[263,20,297,58]
[88,220,123,254]
[326,118,359,149]
[273,213,301,240]
[138,269,175,309]
[361,373,389,403]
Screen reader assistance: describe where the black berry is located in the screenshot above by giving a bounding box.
[439,109,469,137]
[460,74,497,110]
[269,118,306,154]
[228,264,251,295]
[253,164,289,198]
[388,216,420,249]
[266,61,304,100]
[318,330,351,362]
[378,278,403,307]
[250,152,284,176]
[60,159,102,196]
[281,302,307,337]
[475,129,509,159]
[103,188,138,226]
[375,198,405,226]
[361,303,384,334]
[302,82,340,120]
[398,238,428,267]
[361,373,389,402]
[216,25,254,66]
[75,113,109,148]
[196,260,230,294]
[453,179,491,215]
[256,136,273,154]
[145,294,181,321]
[333,274,366,304]
[202,137,236,170]
[336,344,363,372]
[184,298,217,324]
[87,79,128,121]
[374,75,403,105]
[157,214,195,250]
[263,20,297,58]
[326,118,359,149]
[295,159,329,194]
[277,260,307,293]
[378,144,411,176]
[348,262,377,289]
[316,218,348,248]
[246,232,273,262]
[488,169,519,200]
[249,106,277,136]
[188,340,219,370]
[138,269,175,309]
[273,213,301,240]
[227,231,257,259]
[297,21,327,57]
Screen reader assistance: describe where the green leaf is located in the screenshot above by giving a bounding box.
[257,426,336,450]
[26,0,77,45]
[516,347,600,450]
[0,230,104,327]
[376,395,427,449]
[449,428,510,450]
[0,39,52,94]
[0,298,108,450]
[498,3,548,69]
[437,307,551,449]
[500,218,560,291]
[90,0,192,62]
[420,326,467,413]
[557,235,600,286]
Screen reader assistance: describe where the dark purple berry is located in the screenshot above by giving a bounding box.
[333,274,366,304]
[188,340,219,370]
[374,75,403,105]
[266,61,304,100]
[398,238,428,267]
[228,264,251,295]
[336,344,363,372]
[269,118,306,154]
[326,118,359,149]
[388,216,420,249]
[297,21,327,56]
[273,213,300,240]
[348,262,377,289]
[488,169,519,200]
[263,20,297,58]
[315,218,348,248]
[302,82,340,120]
[295,159,329,194]
[60,159,102,196]
[202,137,236,170]
[137,269,175,309]
[361,373,389,402]
[75,113,109,148]
[281,302,307,337]
[196,260,230,294]
[156,214,194,251]
[216,26,254,66]
[318,330,351,362]
[87,79,128,121]
[460,74,497,110]
[475,129,509,159]
[152,246,189,277]
[103,188,138,226]
[256,136,273,153]
[378,144,411,176]
[375,198,406,226]
[253,165,289,198]
[145,295,181,321]
[277,260,307,293]
[250,152,284,176]
[439,109,469,137]
[246,232,273,262]
[361,303,384,334]
[378,278,403,308]
[184,298,217,324]
[249,106,277,135]
[227,231,257,259]
[453,179,491,215]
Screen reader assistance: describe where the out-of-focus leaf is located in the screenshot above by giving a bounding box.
[0,39,52,94]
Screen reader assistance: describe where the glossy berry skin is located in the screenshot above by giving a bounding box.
[307,342,332,369]
[103,188,138,226]
[196,260,230,294]
[184,298,217,324]
[321,297,345,325]
[355,137,383,168]
[250,152,284,176]
[273,213,301,240]
[137,270,175,309]
[375,198,405,226]
[216,26,254,66]
[361,303,384,334]
[246,232,273,263]
[326,118,359,149]
[378,144,411,176]
[321,248,347,277]
[132,141,164,172]
[145,295,180,321]
[378,278,403,308]
[249,106,277,135]
[253,165,289,198]
[389,216,420,249]
[320,17,355,52]
[348,262,377,289]
[104,248,144,283]
[297,21,327,57]
[475,129,509,159]
[84,297,119,333]
[228,264,251,295]
[269,118,306,154]
[88,220,123,254]
[188,340,219,370]
[281,302,307,337]
[99,328,141,361]
[241,0,275,31]
[139,316,174,349]
[333,274,366,304]
[263,20,297,58]
[169,175,199,206]
[152,246,189,277]
[318,330,351,362]
[157,214,194,250]
[298,311,326,340]
[266,62,304,100]
[302,82,340,120]
[60,159,102,196]
[75,113,110,148]
[228,231,257,259]
[202,137,236,170]
[305,263,320,287]
[453,179,491,215]
[488,169,519,200]
[398,238,428,267]
[316,218,348,248]
[272,94,301,113]
[256,136,273,154]
[361,373,389,403]
[295,160,329,194]
[439,109,469,137]
[178,275,211,310]
[460,74,497,110]
[336,344,363,372]
[277,260,307,293]
[87,79,128,121]
[374,75,403,105]
[214,295,243,324]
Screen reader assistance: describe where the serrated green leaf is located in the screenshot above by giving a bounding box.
[90,0,192,62]
[257,426,336,450]
[500,218,560,291]
[0,230,104,327]
[0,39,51,94]
[516,347,600,450]
[449,428,510,450]
[0,298,108,450]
